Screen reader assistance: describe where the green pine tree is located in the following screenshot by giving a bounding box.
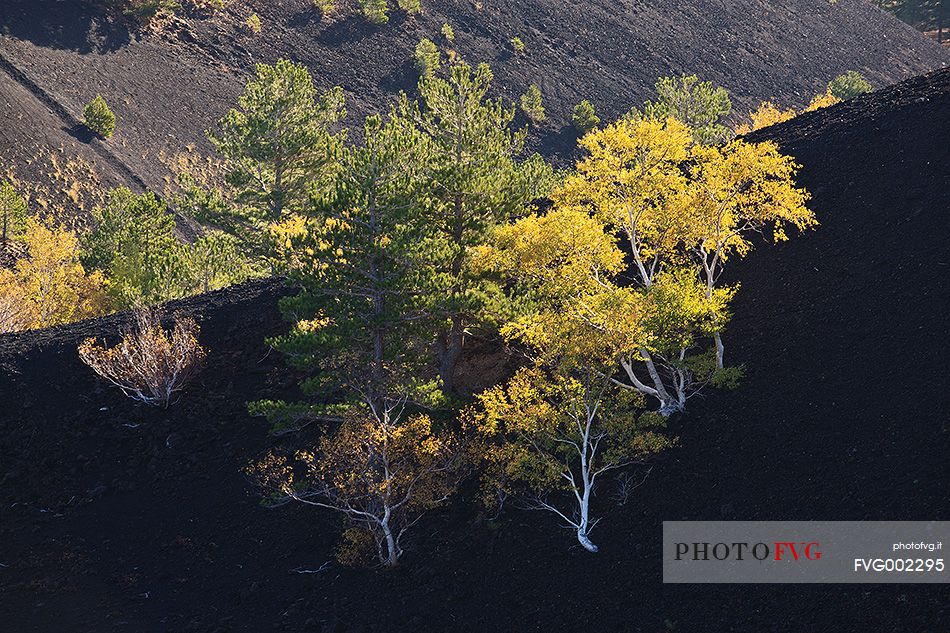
[632,74,732,145]
[571,100,600,135]
[397,0,421,15]
[207,59,346,257]
[414,39,441,76]
[399,62,555,392]
[359,0,390,24]
[267,112,440,423]
[82,187,183,307]
[828,71,872,100]
[519,84,546,123]
[0,181,28,247]
[83,95,116,139]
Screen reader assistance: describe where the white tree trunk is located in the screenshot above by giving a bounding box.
[620,352,687,416]
[576,486,598,553]
[657,398,685,417]
[379,509,400,567]
[713,331,724,369]
[639,349,672,402]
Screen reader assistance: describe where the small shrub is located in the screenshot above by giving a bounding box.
[244,12,262,33]
[312,0,335,14]
[189,0,225,11]
[509,36,525,54]
[441,23,455,41]
[414,38,441,76]
[359,0,389,24]
[120,0,180,22]
[79,308,207,408]
[805,90,840,112]
[519,84,545,123]
[397,0,421,15]
[828,71,872,101]
[83,95,116,139]
[571,100,600,135]
[735,101,796,135]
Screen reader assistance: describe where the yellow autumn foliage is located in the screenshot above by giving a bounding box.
[687,140,816,264]
[554,116,694,285]
[737,90,841,135]
[0,218,107,333]
[804,90,841,112]
[735,101,797,135]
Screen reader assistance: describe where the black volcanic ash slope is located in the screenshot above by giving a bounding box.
[1,70,949,632]
[0,0,947,199]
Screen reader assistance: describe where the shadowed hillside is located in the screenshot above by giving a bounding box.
[0,0,947,205]
[1,67,948,632]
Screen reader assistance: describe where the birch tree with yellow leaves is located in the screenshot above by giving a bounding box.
[552,114,814,412]
[469,208,674,551]
[686,140,814,368]
[552,116,717,413]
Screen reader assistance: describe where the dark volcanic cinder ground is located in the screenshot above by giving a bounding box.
[0,0,947,208]
[1,69,949,632]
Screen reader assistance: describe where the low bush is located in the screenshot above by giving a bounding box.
[397,0,421,15]
[360,0,389,24]
[115,0,180,22]
[312,0,335,15]
[828,71,872,100]
[79,308,207,408]
[245,13,262,34]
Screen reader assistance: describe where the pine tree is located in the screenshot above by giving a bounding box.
[400,62,554,393]
[397,0,421,14]
[208,59,346,257]
[268,113,438,415]
[182,232,250,294]
[0,181,27,247]
[359,0,389,24]
[83,187,183,307]
[519,84,546,123]
[414,38,441,76]
[571,100,600,135]
[828,71,872,100]
[83,95,116,139]
[633,74,732,145]
[249,113,468,566]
